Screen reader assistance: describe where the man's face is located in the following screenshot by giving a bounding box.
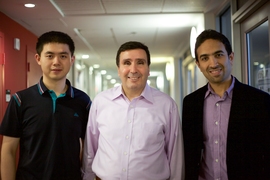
[117,48,150,96]
[35,43,75,83]
[196,39,234,85]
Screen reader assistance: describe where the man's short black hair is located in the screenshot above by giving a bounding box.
[36,31,75,56]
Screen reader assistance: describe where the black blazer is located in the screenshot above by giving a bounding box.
[182,78,270,180]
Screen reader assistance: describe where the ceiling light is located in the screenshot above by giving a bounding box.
[110,79,116,84]
[165,62,174,80]
[106,75,112,80]
[260,64,265,68]
[254,62,259,66]
[75,64,85,70]
[93,64,100,69]
[100,70,107,75]
[190,26,197,58]
[24,3,35,8]
[82,55,89,59]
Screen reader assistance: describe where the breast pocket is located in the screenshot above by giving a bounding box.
[134,122,165,150]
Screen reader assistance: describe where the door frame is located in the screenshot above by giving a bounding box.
[0,31,4,120]
[240,1,270,84]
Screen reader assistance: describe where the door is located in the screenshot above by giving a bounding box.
[241,1,270,93]
[0,31,4,178]
[27,47,42,87]
[0,31,4,121]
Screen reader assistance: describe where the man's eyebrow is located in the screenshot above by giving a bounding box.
[44,51,54,54]
[44,51,69,55]
[136,58,147,61]
[213,50,225,54]
[199,50,225,59]
[121,58,147,62]
[199,53,208,59]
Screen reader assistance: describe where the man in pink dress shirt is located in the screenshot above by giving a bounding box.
[82,41,184,180]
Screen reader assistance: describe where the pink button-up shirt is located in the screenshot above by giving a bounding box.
[199,77,235,180]
[82,84,184,180]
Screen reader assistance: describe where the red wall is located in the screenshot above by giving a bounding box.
[0,12,38,113]
[0,12,40,170]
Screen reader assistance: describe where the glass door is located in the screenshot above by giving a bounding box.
[241,1,270,94]
[246,21,269,92]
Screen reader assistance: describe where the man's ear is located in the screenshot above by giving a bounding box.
[229,52,234,64]
[195,60,203,72]
[35,54,41,65]
[71,55,75,65]
[195,60,200,68]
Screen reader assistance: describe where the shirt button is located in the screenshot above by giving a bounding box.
[122,168,126,172]
[216,103,219,106]
[215,159,219,162]
[124,152,127,155]
[126,136,129,139]
[215,140,218,144]
[215,121,219,125]
[128,120,131,123]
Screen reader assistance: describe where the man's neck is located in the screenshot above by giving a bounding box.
[43,77,67,96]
[209,78,232,97]
[122,87,143,101]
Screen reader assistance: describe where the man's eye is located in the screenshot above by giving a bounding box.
[201,57,208,61]
[138,61,145,65]
[216,53,224,58]
[124,61,131,65]
[46,55,53,58]
[60,55,68,59]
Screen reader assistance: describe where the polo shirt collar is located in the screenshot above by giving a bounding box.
[37,76,74,98]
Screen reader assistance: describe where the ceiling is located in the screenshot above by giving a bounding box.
[0,0,227,83]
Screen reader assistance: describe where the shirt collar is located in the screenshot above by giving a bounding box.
[111,83,153,103]
[140,84,154,103]
[205,76,235,99]
[37,76,74,98]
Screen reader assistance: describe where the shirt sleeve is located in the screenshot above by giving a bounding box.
[81,100,99,180]
[166,103,185,180]
[0,93,22,137]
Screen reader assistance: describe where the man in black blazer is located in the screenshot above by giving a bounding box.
[182,29,270,180]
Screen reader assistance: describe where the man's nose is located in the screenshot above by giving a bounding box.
[53,56,60,65]
[209,56,218,66]
[130,63,137,73]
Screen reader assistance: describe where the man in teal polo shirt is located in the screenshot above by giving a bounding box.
[0,31,91,180]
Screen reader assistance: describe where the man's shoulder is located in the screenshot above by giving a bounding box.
[95,86,119,98]
[150,86,175,101]
[15,84,38,97]
[72,86,89,96]
[184,84,208,100]
[235,80,270,97]
[71,86,91,102]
